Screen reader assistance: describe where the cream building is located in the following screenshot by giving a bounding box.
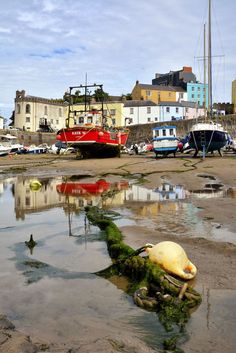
[232,80,236,113]
[14,90,67,132]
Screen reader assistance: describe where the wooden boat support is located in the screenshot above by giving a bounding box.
[85,206,202,334]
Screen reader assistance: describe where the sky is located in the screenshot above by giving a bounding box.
[0,0,235,120]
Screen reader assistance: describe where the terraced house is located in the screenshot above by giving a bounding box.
[131,81,187,104]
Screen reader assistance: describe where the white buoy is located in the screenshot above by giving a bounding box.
[145,241,197,280]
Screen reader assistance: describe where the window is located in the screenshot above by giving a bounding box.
[79,117,84,124]
[26,104,31,114]
[44,106,48,115]
[26,117,30,123]
[191,94,194,98]
[17,104,21,114]
[59,108,62,117]
[166,107,170,113]
[179,93,183,98]
[170,129,174,136]
[192,87,195,91]
[198,87,200,91]
[155,117,158,121]
[155,130,159,137]
[110,109,116,115]
[186,108,189,113]
[147,107,151,114]
[147,117,151,122]
[163,129,166,136]
[146,90,151,96]
[112,118,116,125]
[130,108,134,114]
[197,94,200,98]
[176,108,179,113]
[87,117,93,123]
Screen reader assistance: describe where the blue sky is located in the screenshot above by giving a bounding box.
[0,0,235,120]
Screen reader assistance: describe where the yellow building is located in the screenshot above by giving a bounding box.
[71,100,124,127]
[131,81,185,103]
[232,80,236,113]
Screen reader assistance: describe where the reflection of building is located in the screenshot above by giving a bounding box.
[124,183,186,202]
[14,177,65,220]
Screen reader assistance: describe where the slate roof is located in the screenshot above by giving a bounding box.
[124,100,157,107]
[135,83,186,93]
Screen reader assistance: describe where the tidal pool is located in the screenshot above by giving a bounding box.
[0,175,235,352]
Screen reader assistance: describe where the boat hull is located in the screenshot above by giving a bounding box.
[56,126,129,158]
[153,138,179,156]
[188,124,227,152]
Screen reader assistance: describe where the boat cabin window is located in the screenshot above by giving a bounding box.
[169,129,174,136]
[154,130,159,137]
[26,104,31,114]
[162,129,166,136]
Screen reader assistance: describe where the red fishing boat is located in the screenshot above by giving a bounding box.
[56,83,129,158]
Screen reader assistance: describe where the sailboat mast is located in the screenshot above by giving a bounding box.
[208,0,212,118]
[204,22,207,120]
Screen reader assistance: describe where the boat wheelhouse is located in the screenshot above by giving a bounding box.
[152,125,179,157]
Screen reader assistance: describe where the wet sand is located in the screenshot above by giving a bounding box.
[0,152,236,352]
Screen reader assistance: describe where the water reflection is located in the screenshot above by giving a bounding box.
[0,175,235,351]
[0,177,235,223]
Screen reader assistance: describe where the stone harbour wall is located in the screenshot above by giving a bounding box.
[1,114,236,147]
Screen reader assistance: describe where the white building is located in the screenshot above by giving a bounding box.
[124,100,205,125]
[123,100,159,125]
[14,90,67,132]
[0,116,4,129]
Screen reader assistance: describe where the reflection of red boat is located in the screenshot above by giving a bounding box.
[56,179,129,197]
[56,83,129,158]
[56,179,110,196]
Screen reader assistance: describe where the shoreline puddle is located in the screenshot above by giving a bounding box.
[0,175,235,351]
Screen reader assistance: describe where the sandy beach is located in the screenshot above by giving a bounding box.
[0,152,236,353]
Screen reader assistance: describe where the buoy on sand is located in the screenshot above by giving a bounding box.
[145,241,197,280]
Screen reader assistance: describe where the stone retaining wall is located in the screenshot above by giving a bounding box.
[1,114,236,147]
